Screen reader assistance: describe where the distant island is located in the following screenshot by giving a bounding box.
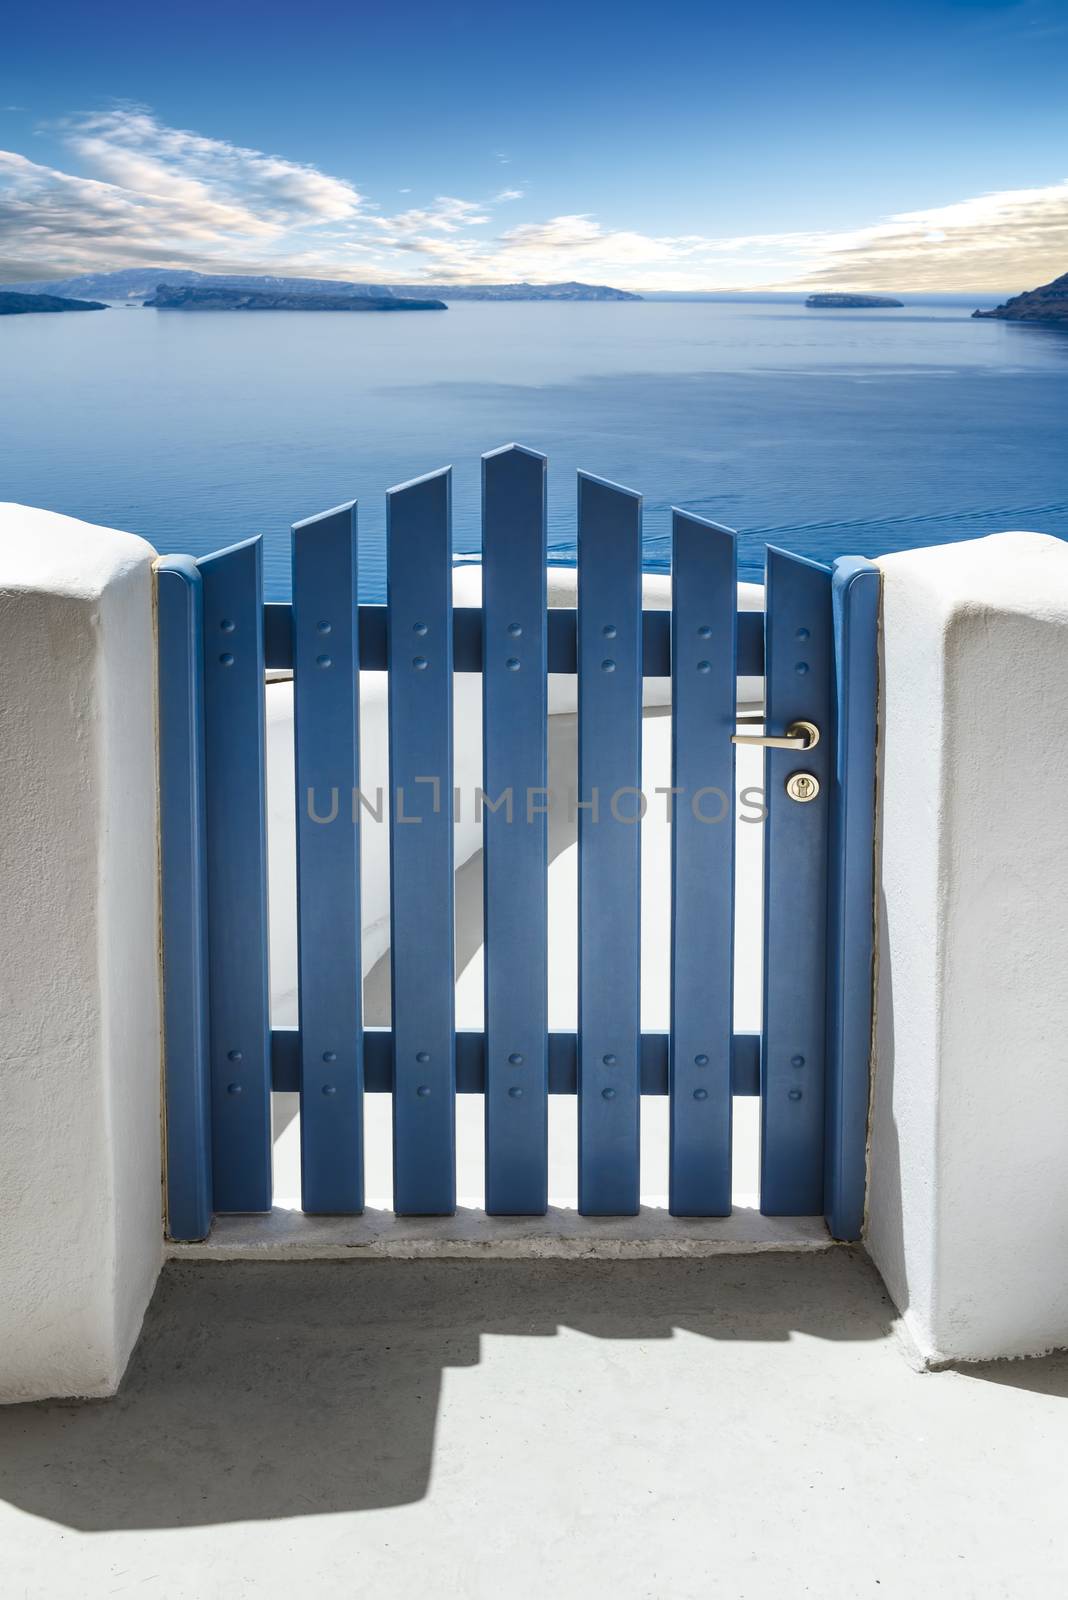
[972,271,1068,326]
[144,284,446,312]
[0,290,107,315]
[0,268,641,305]
[805,293,904,309]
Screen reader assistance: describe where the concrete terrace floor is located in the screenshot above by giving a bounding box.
[3,1253,1068,1599]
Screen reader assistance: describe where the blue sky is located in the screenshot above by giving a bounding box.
[3,0,1067,289]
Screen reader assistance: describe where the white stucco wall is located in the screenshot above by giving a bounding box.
[868,531,1068,1363]
[0,504,163,1402]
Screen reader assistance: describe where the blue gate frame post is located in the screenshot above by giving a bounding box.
[760,547,834,1216]
[824,558,881,1240]
[482,445,549,1215]
[387,468,457,1215]
[156,556,213,1242]
[577,472,643,1216]
[292,502,364,1213]
[197,538,273,1213]
[669,512,737,1216]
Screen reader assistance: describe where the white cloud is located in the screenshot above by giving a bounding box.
[779,182,1068,292]
[375,195,491,240]
[66,108,363,222]
[1,107,1066,292]
[0,108,369,280]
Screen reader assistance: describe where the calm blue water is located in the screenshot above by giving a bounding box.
[1,299,1066,599]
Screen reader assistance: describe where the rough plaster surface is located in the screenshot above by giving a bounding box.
[868,532,1068,1363]
[0,504,163,1401]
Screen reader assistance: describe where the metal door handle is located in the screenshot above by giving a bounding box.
[732,719,820,751]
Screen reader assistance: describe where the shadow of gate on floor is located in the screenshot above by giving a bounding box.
[0,1250,896,1532]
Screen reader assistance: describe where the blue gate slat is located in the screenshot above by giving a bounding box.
[825,558,881,1240]
[292,502,363,1214]
[577,472,643,1215]
[760,546,834,1215]
[156,557,213,1242]
[387,468,456,1214]
[196,538,272,1213]
[669,512,737,1216]
[482,446,549,1215]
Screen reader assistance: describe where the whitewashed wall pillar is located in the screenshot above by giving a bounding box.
[0,505,163,1401]
[868,532,1068,1363]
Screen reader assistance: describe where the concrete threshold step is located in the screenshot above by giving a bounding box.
[166,1203,833,1260]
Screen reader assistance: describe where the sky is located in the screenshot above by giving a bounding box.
[2,0,1067,292]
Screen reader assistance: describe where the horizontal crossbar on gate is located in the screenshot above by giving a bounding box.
[263,601,765,677]
[270,1029,761,1097]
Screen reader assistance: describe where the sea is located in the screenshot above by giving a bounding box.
[1,296,1066,599]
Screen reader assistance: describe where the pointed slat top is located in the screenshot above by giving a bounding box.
[482,442,547,464]
[672,507,737,541]
[386,464,452,500]
[196,533,262,571]
[577,469,642,504]
[292,500,356,534]
[764,543,833,577]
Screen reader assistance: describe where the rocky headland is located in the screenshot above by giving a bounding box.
[972,271,1068,326]
[0,291,107,315]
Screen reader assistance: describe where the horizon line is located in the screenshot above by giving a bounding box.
[0,265,1022,298]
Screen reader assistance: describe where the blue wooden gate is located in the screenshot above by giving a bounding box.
[157,446,879,1242]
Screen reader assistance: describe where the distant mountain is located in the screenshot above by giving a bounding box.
[388,280,641,301]
[972,271,1068,326]
[0,268,640,304]
[144,284,445,312]
[805,293,903,309]
[0,269,391,303]
[0,290,107,315]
